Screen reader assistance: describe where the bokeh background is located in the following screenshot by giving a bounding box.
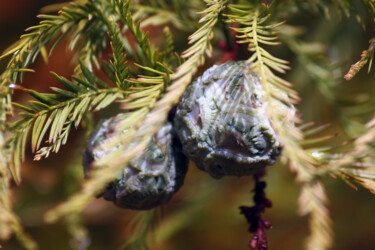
[2,1,375,250]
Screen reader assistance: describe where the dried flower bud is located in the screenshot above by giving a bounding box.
[83,116,188,209]
[174,61,281,178]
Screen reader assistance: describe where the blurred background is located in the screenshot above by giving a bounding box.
[2,1,375,250]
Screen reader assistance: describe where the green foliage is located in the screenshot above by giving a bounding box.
[6,65,123,183]
[1,0,375,249]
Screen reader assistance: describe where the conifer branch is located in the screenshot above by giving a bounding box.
[0,95,37,249]
[2,1,374,249]
[0,1,111,86]
[344,38,375,80]
[116,0,170,71]
[44,0,227,224]
[102,13,129,90]
[298,181,333,250]
[1,0,185,184]
[132,4,196,31]
[7,66,124,181]
[227,4,333,249]
[0,0,119,186]
[323,117,375,193]
[279,25,375,194]
[133,0,201,29]
[0,161,37,250]
[278,24,375,137]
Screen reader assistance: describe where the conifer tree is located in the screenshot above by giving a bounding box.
[1,0,375,249]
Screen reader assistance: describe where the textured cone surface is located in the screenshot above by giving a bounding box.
[83,116,188,209]
[174,61,281,178]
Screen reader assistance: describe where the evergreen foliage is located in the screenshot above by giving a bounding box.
[1,0,375,249]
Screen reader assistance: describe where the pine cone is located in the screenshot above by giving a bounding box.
[174,61,282,178]
[83,116,188,209]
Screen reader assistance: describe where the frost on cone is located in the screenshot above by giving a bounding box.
[83,116,188,210]
[174,61,282,179]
